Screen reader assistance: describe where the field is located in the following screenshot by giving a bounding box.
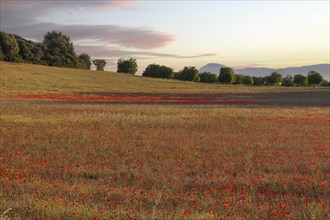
[0,62,329,219]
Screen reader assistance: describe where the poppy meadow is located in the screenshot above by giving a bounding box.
[0,62,329,219]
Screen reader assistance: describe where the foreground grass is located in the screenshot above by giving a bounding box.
[1,103,329,219]
[0,62,329,219]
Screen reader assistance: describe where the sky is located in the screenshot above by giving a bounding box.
[1,0,329,74]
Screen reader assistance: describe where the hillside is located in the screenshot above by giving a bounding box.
[1,62,305,96]
[0,62,252,95]
[199,63,330,80]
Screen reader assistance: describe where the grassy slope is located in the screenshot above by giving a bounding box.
[1,61,327,96]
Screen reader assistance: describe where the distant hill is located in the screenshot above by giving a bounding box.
[199,63,226,73]
[199,63,330,80]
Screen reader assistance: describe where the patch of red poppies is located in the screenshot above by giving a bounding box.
[2,94,258,104]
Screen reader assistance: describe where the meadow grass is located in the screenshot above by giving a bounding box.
[0,62,329,219]
[1,61,327,96]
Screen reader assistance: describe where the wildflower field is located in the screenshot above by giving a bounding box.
[0,62,329,219]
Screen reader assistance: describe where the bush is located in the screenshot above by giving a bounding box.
[281,75,294,87]
[234,74,243,84]
[242,75,254,85]
[199,72,218,83]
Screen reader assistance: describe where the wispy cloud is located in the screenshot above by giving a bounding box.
[75,45,217,59]
[1,0,217,64]
[1,0,138,10]
[3,22,175,50]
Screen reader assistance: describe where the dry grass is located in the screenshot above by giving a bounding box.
[2,61,327,96]
[0,62,329,219]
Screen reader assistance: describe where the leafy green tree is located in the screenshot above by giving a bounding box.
[143,64,160,77]
[307,71,323,87]
[93,59,106,71]
[252,76,263,86]
[176,66,200,82]
[242,75,254,85]
[78,53,92,70]
[268,72,282,85]
[158,65,174,79]
[43,31,79,68]
[234,74,243,84]
[293,74,307,86]
[0,32,20,62]
[218,67,235,84]
[16,37,33,62]
[143,64,174,79]
[117,58,138,74]
[13,34,47,64]
[199,72,218,83]
[281,75,294,87]
[31,44,46,64]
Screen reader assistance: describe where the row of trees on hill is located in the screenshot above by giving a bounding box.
[0,31,92,69]
[141,63,327,87]
[0,31,140,74]
[1,31,327,87]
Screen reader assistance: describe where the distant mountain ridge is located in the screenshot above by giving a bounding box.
[199,63,330,81]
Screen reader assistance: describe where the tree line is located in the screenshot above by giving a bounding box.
[0,31,327,87]
[0,31,91,69]
[0,31,139,74]
[141,63,327,87]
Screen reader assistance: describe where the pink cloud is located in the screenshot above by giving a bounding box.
[3,23,175,50]
[1,0,138,10]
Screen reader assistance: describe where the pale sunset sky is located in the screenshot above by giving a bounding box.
[1,0,329,74]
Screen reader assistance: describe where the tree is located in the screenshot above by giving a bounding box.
[234,74,243,84]
[0,32,20,62]
[218,67,235,84]
[16,37,33,62]
[143,64,160,77]
[268,72,282,85]
[93,59,106,71]
[158,65,174,79]
[281,75,294,87]
[307,71,323,87]
[293,74,307,86]
[117,58,137,74]
[252,76,263,86]
[43,31,79,68]
[31,44,46,65]
[78,53,92,70]
[143,64,174,79]
[176,66,200,82]
[199,72,218,83]
[242,75,254,85]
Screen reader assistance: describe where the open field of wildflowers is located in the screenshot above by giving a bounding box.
[0,62,329,219]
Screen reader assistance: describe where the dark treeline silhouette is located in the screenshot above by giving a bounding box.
[0,31,91,70]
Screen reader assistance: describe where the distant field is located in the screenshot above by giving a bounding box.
[0,62,329,219]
